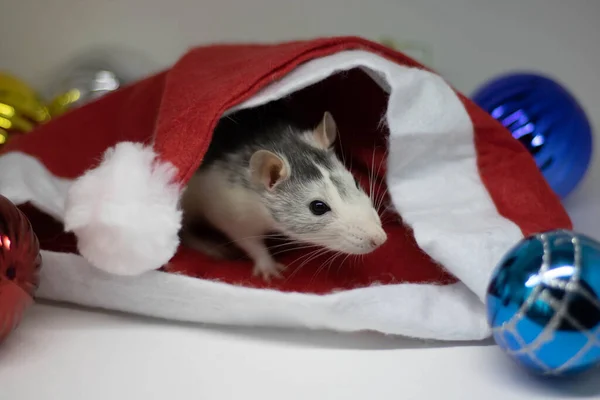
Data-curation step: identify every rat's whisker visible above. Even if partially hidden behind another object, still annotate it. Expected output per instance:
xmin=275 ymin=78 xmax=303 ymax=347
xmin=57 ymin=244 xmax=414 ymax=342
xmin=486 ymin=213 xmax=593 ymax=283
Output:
xmin=310 ymin=254 xmax=335 ymax=282
xmin=224 ymin=114 xmax=239 ymax=124
xmin=367 ymin=146 xmax=388 ymax=211
xmin=266 ymin=240 xmax=314 ymax=249
xmin=380 ymin=214 xmax=397 ymax=226
xmin=286 ymin=247 xmax=326 ymax=266
xmin=325 ymin=251 xmax=344 ymax=273
xmin=369 ymin=146 xmax=377 ymax=202
xmin=285 ymin=248 xmax=330 ymax=281
xmin=322 ymin=251 xmax=340 ymax=271
xmin=337 ymin=253 xmax=353 ymax=274
xmin=221 ymin=232 xmax=336 ymax=248
xmin=284 ymin=252 xmax=326 ymax=282
xmin=296 ymin=248 xmax=331 ymax=270
xmin=217 ymin=233 xmax=284 ymax=246
xmin=312 ymin=250 xmax=344 ymax=282
xmin=375 ymin=187 xmax=389 ymax=214
xmin=338 ymin=134 xmax=347 ymax=167
xmin=270 ymin=240 xmax=323 ymax=250
xmin=270 ymin=244 xmax=322 ymax=257
xmin=375 ymin=147 xmax=387 ymax=178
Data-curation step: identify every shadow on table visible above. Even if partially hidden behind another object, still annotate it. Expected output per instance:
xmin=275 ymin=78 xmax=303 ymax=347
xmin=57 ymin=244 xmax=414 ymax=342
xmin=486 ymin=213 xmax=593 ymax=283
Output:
xmin=482 ymin=346 xmax=600 ymax=398
xmin=36 ymin=300 xmax=492 ymax=350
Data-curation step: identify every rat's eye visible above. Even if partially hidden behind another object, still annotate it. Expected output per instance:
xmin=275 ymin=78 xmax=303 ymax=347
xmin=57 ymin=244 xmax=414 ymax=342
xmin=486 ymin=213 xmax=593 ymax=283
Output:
xmin=309 ymin=200 xmax=331 ymax=216
xmin=354 ymin=177 xmax=360 ymax=189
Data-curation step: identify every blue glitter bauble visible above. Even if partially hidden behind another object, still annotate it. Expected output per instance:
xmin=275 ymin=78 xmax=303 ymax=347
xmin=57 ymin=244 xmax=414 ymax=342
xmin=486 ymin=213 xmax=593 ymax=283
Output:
xmin=486 ymin=230 xmax=600 ymax=376
xmin=472 ymin=73 xmax=593 ymax=199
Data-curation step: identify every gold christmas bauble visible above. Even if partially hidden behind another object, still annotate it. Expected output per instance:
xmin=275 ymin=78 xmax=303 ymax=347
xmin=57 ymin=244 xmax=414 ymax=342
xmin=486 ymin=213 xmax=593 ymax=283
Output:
xmin=0 ymin=73 xmax=50 ymax=145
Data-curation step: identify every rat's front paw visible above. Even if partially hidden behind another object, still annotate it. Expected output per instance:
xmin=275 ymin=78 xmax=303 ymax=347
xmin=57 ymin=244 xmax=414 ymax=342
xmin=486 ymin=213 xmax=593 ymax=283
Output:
xmin=253 ymin=262 xmax=286 ymax=281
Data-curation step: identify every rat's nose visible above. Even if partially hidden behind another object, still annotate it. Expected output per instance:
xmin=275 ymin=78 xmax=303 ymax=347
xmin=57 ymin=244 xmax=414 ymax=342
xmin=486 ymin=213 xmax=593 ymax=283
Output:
xmin=369 ymin=230 xmax=387 ymax=248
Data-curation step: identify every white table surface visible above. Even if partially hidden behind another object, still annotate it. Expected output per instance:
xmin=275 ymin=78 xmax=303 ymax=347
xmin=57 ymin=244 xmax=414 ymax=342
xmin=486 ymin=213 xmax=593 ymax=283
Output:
xmin=2 ymin=181 xmax=600 ymax=400
xmin=1 ymin=302 xmax=600 ymax=400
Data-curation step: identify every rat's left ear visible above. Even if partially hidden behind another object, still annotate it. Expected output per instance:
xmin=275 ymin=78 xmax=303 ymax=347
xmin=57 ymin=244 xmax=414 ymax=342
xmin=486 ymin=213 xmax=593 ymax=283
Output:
xmin=313 ymin=111 xmax=337 ymax=149
xmin=249 ymin=150 xmax=290 ymax=191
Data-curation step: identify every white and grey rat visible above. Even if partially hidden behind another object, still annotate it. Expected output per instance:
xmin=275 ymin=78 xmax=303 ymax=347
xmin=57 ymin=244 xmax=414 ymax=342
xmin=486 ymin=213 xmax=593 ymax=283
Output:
xmin=180 ymin=104 xmax=387 ymax=280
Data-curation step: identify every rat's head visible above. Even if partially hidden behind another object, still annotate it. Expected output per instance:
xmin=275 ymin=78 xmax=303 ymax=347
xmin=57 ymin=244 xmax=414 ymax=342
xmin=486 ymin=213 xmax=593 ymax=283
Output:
xmin=249 ymin=112 xmax=387 ymax=254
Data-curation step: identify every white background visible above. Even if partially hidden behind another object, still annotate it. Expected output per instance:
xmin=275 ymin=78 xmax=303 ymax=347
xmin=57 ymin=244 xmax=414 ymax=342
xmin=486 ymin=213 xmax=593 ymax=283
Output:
xmin=1 ymin=0 xmax=599 ymax=233
xmin=1 ymin=1 xmax=600 ymax=399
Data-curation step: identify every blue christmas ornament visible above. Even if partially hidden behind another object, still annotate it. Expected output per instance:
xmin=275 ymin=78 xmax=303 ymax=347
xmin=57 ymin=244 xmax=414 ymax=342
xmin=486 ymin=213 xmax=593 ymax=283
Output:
xmin=486 ymin=230 xmax=600 ymax=376
xmin=472 ymin=73 xmax=593 ymax=199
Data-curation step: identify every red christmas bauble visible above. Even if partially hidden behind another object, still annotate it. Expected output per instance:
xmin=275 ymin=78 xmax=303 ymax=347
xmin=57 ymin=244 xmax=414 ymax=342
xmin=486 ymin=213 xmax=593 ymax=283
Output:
xmin=0 ymin=195 xmax=41 ymax=343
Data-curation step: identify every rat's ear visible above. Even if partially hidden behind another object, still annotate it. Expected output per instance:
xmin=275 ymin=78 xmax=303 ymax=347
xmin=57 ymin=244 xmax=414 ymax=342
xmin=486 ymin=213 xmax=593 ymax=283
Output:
xmin=313 ymin=111 xmax=337 ymax=149
xmin=249 ymin=150 xmax=290 ymax=191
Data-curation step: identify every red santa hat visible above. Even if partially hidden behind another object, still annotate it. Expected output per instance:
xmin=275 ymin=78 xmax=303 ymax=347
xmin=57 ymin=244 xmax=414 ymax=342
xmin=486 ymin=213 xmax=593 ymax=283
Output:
xmin=0 ymin=37 xmax=570 ymax=340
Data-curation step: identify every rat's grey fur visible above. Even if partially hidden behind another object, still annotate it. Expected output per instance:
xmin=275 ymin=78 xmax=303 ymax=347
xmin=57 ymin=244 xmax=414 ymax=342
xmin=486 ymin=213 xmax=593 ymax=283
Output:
xmin=181 ymin=101 xmax=387 ymax=280
xmin=201 ymin=104 xmax=360 ymax=236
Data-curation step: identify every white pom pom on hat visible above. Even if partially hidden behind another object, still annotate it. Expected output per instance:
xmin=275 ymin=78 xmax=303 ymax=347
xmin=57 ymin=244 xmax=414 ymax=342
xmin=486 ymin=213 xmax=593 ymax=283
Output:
xmin=64 ymin=142 xmax=183 ymax=275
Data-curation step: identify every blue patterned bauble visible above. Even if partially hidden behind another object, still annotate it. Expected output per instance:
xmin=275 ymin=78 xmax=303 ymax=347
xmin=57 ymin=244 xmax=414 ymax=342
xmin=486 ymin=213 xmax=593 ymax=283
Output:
xmin=486 ymin=230 xmax=600 ymax=376
xmin=472 ymin=73 xmax=593 ymax=199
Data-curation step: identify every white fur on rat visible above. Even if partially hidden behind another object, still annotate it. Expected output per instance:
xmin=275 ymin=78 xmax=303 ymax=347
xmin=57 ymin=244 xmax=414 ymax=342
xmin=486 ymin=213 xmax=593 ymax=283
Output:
xmin=180 ymin=109 xmax=387 ymax=280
